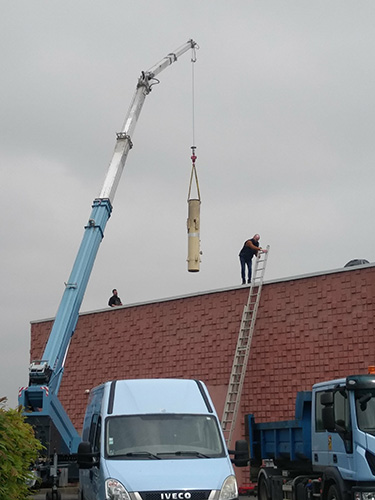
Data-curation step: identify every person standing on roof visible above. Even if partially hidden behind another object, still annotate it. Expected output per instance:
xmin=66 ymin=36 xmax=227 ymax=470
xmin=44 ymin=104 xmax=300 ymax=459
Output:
xmin=108 ymin=289 xmax=123 ymax=307
xmin=239 ymin=234 xmax=267 ymax=285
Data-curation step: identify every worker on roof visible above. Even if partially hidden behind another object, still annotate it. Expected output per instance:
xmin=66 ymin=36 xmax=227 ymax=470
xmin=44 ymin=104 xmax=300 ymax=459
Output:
xmin=239 ymin=234 xmax=267 ymax=285
xmin=108 ymin=289 xmax=123 ymax=307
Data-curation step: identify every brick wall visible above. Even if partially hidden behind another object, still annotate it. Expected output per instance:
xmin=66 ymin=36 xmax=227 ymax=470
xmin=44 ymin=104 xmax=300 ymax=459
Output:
xmin=30 ymin=265 xmax=375 ymax=484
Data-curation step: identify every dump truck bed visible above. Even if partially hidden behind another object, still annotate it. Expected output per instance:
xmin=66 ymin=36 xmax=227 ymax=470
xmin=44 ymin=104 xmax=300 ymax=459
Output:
xmin=246 ymin=391 xmax=312 ymax=464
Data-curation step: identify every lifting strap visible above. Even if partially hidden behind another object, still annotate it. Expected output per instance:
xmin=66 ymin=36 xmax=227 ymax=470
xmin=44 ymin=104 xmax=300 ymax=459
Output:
xmin=188 ymin=146 xmax=201 ymax=201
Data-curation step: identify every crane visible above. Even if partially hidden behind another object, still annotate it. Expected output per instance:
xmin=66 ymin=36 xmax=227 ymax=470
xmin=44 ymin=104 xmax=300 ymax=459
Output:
xmin=18 ymin=40 xmax=198 ymax=459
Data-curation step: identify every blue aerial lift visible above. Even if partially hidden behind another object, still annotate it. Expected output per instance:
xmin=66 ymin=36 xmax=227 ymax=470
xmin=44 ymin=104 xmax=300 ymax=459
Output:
xmin=18 ymin=39 xmax=198 ymax=489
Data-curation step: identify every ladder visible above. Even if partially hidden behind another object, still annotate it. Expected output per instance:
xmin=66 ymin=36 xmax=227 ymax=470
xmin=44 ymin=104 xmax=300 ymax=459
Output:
xmin=221 ymin=245 xmax=270 ymax=447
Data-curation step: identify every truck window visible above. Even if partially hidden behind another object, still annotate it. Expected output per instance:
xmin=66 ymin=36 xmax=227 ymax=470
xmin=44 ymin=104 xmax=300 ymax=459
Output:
xmin=315 ymin=391 xmax=325 ymax=432
xmin=105 ymin=414 xmax=225 ymax=459
xmin=316 ymin=390 xmax=351 ymax=432
xmin=334 ymin=389 xmax=350 ymax=431
xmin=334 ymin=389 xmax=352 ymax=453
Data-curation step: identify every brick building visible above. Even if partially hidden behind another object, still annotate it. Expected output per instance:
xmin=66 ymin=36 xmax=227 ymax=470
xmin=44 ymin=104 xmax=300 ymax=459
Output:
xmin=30 ymin=263 xmax=375 ymax=485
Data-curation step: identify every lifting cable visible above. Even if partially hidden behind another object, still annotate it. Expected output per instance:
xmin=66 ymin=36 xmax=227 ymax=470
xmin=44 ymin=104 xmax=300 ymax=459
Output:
xmin=187 ymin=43 xmax=201 ymax=272
xmin=187 ymin=44 xmax=201 ymax=202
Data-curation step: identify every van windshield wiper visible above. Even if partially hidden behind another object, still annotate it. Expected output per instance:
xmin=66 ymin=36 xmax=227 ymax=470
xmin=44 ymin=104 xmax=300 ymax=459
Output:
xmin=158 ymin=450 xmax=210 ymax=458
xmin=123 ymin=451 xmax=161 ymax=460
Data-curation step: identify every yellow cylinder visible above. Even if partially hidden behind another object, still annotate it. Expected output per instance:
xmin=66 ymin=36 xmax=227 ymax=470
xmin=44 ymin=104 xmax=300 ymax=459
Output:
xmin=187 ymin=199 xmax=201 ymax=272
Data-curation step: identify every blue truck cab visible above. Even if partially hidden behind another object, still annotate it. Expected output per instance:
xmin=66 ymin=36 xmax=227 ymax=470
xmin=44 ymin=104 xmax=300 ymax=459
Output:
xmin=247 ymin=374 xmax=375 ymax=500
xmin=312 ymin=374 xmax=375 ymax=494
xmin=78 ymin=379 xmax=243 ymax=500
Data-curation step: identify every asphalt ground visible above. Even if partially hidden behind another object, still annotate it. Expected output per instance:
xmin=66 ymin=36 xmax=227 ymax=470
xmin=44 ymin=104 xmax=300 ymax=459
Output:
xmin=32 ymin=485 xmax=79 ymax=500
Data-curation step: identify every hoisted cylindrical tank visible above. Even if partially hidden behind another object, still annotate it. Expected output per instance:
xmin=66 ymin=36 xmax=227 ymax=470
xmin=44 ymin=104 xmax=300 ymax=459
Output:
xmin=187 ymin=198 xmax=201 ymax=272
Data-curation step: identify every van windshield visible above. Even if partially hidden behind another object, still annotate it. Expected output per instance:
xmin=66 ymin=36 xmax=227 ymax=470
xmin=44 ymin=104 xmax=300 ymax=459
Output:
xmin=106 ymin=414 xmax=225 ymax=459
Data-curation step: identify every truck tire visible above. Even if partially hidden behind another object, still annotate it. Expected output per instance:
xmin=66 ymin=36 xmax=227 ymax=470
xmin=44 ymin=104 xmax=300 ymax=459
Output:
xmin=258 ymin=476 xmax=271 ymax=500
xmin=327 ymin=484 xmax=341 ymax=500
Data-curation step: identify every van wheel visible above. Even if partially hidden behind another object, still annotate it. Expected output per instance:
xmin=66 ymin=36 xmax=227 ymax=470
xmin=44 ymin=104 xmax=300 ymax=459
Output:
xmin=327 ymin=484 xmax=341 ymax=500
xmin=258 ymin=477 xmax=270 ymax=500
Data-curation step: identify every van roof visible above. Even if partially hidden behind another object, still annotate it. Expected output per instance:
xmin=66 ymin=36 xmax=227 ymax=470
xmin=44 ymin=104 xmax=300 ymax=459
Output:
xmin=105 ymin=379 xmax=214 ymax=416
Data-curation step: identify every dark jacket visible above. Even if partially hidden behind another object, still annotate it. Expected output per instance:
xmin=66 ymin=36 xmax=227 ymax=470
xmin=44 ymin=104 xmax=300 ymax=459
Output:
xmin=108 ymin=295 xmax=122 ymax=307
xmin=239 ymin=238 xmax=259 ymax=259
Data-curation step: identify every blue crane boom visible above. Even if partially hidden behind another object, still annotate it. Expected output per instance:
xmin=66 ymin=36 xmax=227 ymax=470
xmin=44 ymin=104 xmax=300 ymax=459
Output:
xmin=19 ymin=39 xmax=198 ymax=455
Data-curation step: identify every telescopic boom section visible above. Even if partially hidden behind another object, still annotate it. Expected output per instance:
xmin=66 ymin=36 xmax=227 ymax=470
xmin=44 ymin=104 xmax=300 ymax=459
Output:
xmin=19 ymin=39 xmax=198 ymax=454
xmin=99 ymin=39 xmax=198 ymax=202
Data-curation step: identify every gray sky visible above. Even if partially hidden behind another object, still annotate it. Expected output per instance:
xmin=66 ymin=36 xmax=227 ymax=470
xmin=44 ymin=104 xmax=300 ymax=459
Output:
xmin=2 ymin=1 xmax=375 ymax=407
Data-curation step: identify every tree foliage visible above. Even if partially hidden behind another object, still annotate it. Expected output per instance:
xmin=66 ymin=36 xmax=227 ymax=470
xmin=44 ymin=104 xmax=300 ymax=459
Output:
xmin=0 ymin=397 xmax=43 ymax=499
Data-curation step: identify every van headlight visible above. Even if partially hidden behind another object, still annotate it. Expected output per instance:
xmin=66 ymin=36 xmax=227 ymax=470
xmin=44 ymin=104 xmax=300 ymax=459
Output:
xmin=105 ymin=478 xmax=131 ymax=500
xmin=219 ymin=475 xmax=238 ymax=500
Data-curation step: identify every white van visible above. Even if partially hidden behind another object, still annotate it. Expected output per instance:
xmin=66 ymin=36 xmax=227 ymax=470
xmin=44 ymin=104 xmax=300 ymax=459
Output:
xmin=77 ymin=379 xmax=247 ymax=500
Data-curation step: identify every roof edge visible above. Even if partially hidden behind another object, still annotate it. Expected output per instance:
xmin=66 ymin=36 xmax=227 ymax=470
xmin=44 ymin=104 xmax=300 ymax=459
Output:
xmin=31 ymin=262 xmax=375 ymax=324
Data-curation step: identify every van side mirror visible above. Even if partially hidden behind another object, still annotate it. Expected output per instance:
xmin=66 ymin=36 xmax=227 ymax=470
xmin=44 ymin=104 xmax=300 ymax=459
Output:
xmin=77 ymin=441 xmax=100 ymax=469
xmin=231 ymin=439 xmax=249 ymax=467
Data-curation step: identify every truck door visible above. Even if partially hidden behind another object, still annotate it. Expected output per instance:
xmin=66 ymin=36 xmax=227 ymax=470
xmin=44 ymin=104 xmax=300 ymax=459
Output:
xmin=314 ymin=390 xmax=331 ymax=466
xmin=330 ymin=388 xmax=354 ymax=473
xmin=314 ymin=389 xmax=353 ymax=473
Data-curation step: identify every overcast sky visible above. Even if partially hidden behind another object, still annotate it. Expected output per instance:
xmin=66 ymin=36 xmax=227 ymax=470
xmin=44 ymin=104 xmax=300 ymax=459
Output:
xmin=2 ymin=1 xmax=375 ymax=407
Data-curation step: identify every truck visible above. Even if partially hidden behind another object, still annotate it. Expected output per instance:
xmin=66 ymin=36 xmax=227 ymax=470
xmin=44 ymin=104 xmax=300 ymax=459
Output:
xmin=77 ymin=378 xmax=247 ymax=500
xmin=246 ymin=373 xmax=375 ymax=500
xmin=18 ymin=40 xmax=199 ymax=498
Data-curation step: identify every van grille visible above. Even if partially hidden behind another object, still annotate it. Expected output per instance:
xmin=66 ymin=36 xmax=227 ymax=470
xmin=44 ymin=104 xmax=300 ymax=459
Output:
xmin=139 ymin=491 xmax=212 ymax=500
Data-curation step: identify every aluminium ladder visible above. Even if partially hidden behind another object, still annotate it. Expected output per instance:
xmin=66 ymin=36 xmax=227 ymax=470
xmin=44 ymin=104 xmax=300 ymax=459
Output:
xmin=221 ymin=245 xmax=270 ymax=447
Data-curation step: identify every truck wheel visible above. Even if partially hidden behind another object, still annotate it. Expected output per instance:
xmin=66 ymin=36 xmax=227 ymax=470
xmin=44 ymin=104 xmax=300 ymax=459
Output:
xmin=258 ymin=477 xmax=270 ymax=500
xmin=327 ymin=484 xmax=341 ymax=500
